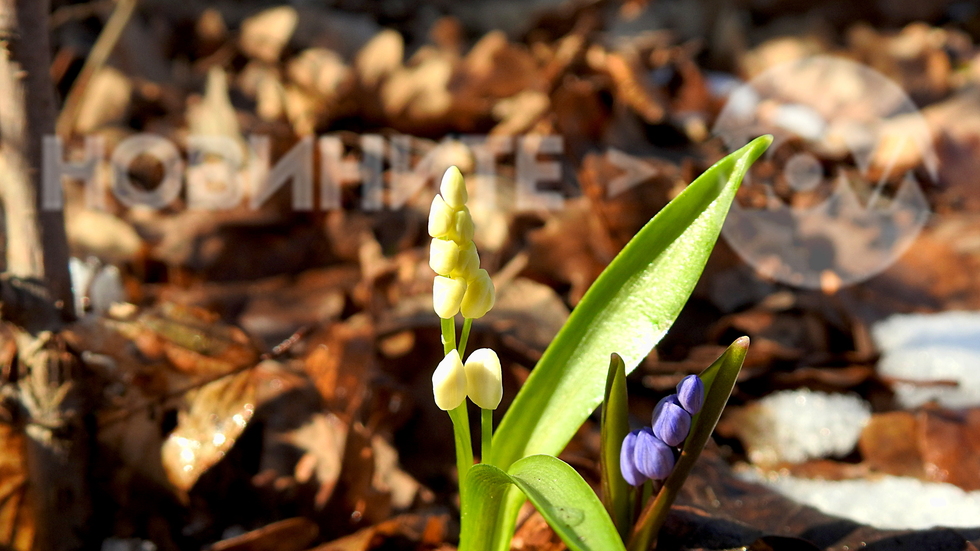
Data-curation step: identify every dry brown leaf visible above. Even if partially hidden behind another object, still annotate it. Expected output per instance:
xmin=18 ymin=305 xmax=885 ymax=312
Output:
xmin=924 ymin=88 xmax=980 ymax=212
xmin=489 ymin=277 xmax=570 ymax=356
xmin=159 ymin=359 xmax=308 ymax=496
xmin=429 ymin=16 xmax=464 ymax=54
xmin=308 ymin=514 xmax=447 ymax=551
xmin=70 ymin=303 xmax=264 ymax=498
xmin=187 ymin=66 xmax=240 ymax=139
xmin=239 ymin=7 xmax=297 ymax=63
xmin=917 ymin=407 xmax=980 ymax=491
xmin=237 ymin=268 xmax=353 ymax=346
xmin=288 ymin=48 xmax=352 ymax=100
xmin=551 ymin=76 xmax=610 ymax=146
xmin=512 ymin=509 xmax=566 ymax=551
xmin=603 ymin=51 xmax=666 ymax=124
xmin=65 ymin=207 xmax=144 ymax=265
xmin=184 ymin=66 xmax=251 ymax=209
xmin=770 ymin=365 xmax=874 ymax=392
xmin=866 ymin=216 xmax=980 ymax=311
xmin=74 ymin=67 xmax=132 ymax=134
xmin=369 ymin=435 xmax=420 ymax=511
xmin=303 ymin=318 xmax=375 ymax=419
xmin=237 ymin=61 xmax=285 ymax=120
xmin=578 ymin=149 xmax=678 ymax=247
xmin=740 ymin=36 xmax=827 ymax=78
xmin=858 ymin=411 xmax=926 ymax=478
xmin=848 ymin=23 xmax=955 ymax=105
xmin=207 ymin=517 xmax=318 ymax=551
xmin=445 ymin=30 xmax=544 ymax=127
xmin=491 ymin=90 xmax=550 ymax=136
xmin=856 ymin=407 xmax=980 ymax=491
xmin=355 ymin=30 xmax=404 ymax=90
xmin=161 ymin=368 xmax=257 ymax=493
xmin=380 ymin=55 xmax=454 ymax=128
xmin=122 ymin=303 xmax=260 ymax=378
xmin=196 ymin=8 xmax=228 ymax=46
xmin=523 ymin=198 xmax=614 ymax=304
xmin=459 ymin=31 xmax=541 ymax=99
xmin=335 ymin=422 xmax=390 ymax=530
xmin=281 ymin=412 xmax=348 ymax=508
xmin=283 ymin=84 xmax=319 ymax=136
xmin=0 ymin=423 xmax=34 ymax=550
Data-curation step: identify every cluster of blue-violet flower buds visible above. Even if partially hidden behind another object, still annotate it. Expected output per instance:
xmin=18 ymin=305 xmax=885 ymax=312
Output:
xmin=620 ymin=374 xmax=705 ymax=486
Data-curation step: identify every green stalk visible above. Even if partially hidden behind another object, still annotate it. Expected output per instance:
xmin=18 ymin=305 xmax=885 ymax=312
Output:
xmin=481 ymin=408 xmax=493 ymax=465
xmin=441 ymin=316 xmax=472 ymax=490
xmin=442 ymin=316 xmax=457 ymax=353
xmin=459 ymin=317 xmax=473 ymax=357
xmin=450 ymin=403 xmax=473 ymax=485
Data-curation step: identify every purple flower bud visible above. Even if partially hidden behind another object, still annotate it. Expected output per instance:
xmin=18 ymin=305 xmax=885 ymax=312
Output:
xmin=619 ymin=430 xmax=646 ymax=487
xmin=633 ymin=428 xmax=674 ymax=480
xmin=676 ymin=375 xmax=705 ymax=415
xmin=652 ymin=395 xmax=692 ymax=447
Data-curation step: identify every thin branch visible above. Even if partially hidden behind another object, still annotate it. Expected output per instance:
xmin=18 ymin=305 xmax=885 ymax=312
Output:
xmin=0 ymin=0 xmax=75 ymax=320
xmin=0 ymin=43 xmax=45 ymax=279
xmin=0 ymin=3 xmax=90 ymax=549
xmin=55 ymin=0 xmax=137 ymax=138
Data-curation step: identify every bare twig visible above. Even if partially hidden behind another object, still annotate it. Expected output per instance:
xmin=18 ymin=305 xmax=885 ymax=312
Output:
xmin=0 ymin=0 xmax=74 ymax=319
xmin=0 ymin=2 xmax=91 ymax=549
xmin=55 ymin=0 xmax=137 ymax=138
xmin=0 ymin=45 xmax=44 ymax=279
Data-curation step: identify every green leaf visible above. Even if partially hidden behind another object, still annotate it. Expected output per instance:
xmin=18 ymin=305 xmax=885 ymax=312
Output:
xmin=485 ymin=136 xmax=772 ymax=551
xmin=600 ymin=353 xmax=631 ymax=539
xmin=627 ymin=337 xmax=749 ymax=551
xmin=461 ymin=455 xmax=627 ymax=551
xmin=459 ymin=465 xmax=511 ymax=551
xmin=493 ymin=136 xmax=771 ymax=468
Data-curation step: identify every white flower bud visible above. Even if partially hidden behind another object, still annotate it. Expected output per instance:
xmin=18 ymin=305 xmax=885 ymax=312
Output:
xmin=440 ymin=166 xmax=468 ymax=208
xmin=433 ymin=275 xmax=466 ymax=318
xmin=429 ymin=238 xmax=460 ymax=275
xmin=451 ymin=241 xmax=480 ymax=280
xmin=451 ymin=207 xmax=475 ymax=244
xmin=428 ymin=195 xmax=455 ymax=238
xmin=464 ymin=348 xmax=502 ymax=409
xmin=460 ymin=269 xmax=495 ymax=319
xmin=433 ymin=349 xmax=467 ymax=410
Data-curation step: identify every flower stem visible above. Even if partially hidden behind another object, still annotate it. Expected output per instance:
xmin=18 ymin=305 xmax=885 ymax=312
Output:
xmin=459 ymin=317 xmax=473 ymax=357
xmin=449 ymin=402 xmax=473 ymax=485
xmin=481 ymin=408 xmax=493 ymax=465
xmin=440 ymin=316 xmax=472 ymax=488
xmin=441 ymin=316 xmax=456 ymax=354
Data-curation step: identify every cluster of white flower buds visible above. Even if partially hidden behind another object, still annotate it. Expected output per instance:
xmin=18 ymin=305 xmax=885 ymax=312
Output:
xmin=432 ymin=348 xmax=503 ymax=411
xmin=429 ymin=167 xmax=502 ymax=412
xmin=428 ymin=167 xmax=495 ymax=320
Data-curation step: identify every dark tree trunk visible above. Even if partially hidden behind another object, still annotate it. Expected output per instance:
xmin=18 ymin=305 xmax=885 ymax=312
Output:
xmin=0 ymin=2 xmax=89 ymax=550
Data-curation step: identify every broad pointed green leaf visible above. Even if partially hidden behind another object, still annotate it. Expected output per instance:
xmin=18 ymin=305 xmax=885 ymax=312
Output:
xmin=628 ymin=337 xmax=749 ymax=551
xmin=600 ymin=353 xmax=631 ymax=539
xmin=485 ymin=136 xmax=771 ymax=551
xmin=461 ymin=455 xmax=626 ymax=551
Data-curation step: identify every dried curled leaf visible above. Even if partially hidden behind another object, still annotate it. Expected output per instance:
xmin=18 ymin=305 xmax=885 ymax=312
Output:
xmin=161 ymin=369 xmax=257 ymax=493
xmin=112 ymin=302 xmax=260 ymax=378
xmin=283 ymin=412 xmax=348 ymax=507
xmin=0 ymin=424 xmax=34 ymax=550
